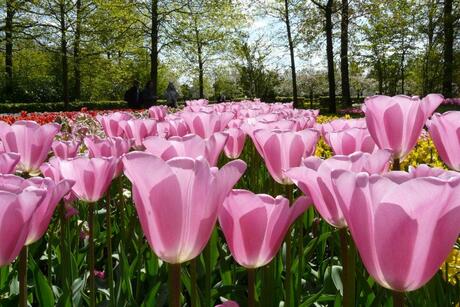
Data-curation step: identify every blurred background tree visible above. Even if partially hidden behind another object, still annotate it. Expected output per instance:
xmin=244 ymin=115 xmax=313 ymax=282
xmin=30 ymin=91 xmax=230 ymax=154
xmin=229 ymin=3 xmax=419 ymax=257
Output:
xmin=0 ymin=0 xmax=458 ymax=105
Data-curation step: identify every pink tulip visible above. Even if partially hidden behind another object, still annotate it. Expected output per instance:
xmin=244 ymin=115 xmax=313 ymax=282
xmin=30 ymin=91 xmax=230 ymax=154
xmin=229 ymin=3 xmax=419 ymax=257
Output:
xmin=96 ymin=112 xmax=133 ymax=137
xmin=168 ymin=118 xmax=190 ymax=137
xmin=427 ymin=111 xmax=460 ymax=171
xmin=52 ymin=140 xmax=80 ymax=159
xmin=321 ymin=118 xmax=367 ymax=135
xmin=143 ymin=132 xmax=228 ymax=166
xmin=219 ymin=189 xmax=310 ymax=268
xmin=185 ymin=99 xmax=209 ymax=107
xmin=253 ymin=129 xmax=319 ymax=184
xmin=285 ymin=150 xmax=391 ymax=228
xmin=324 ymin=127 xmax=377 ymax=155
xmin=58 ymin=157 xmax=117 ymax=203
xmin=64 ymin=202 xmax=79 ymax=219
xmin=40 ymin=157 xmax=78 ymax=205
xmin=224 ymin=128 xmax=246 ymax=159
xmin=84 ymin=136 xmax=131 ymax=176
xmin=40 ymin=157 xmax=63 ymax=182
xmin=363 ymin=94 xmax=443 ymax=159
xmin=0 ymin=120 xmax=60 ymax=173
xmin=241 ymin=119 xmax=297 ymax=153
xmin=215 ymin=300 xmax=239 ymax=307
xmin=148 ymin=106 xmax=168 ymax=121
xmin=228 ymin=119 xmax=244 ymax=128
xmin=122 ymin=153 xmax=246 ymax=263
xmin=94 ymin=270 xmax=105 ymax=280
xmin=0 ymin=152 xmax=20 ymax=174
xmin=84 ymin=136 xmax=131 ymax=158
xmin=120 ymin=119 xmax=157 ymax=149
xmin=331 ymin=165 xmax=460 ymax=291
xmin=181 ymin=111 xmax=234 ymax=138
xmin=21 ymin=177 xmax=74 ymax=245
xmin=292 ymin=115 xmax=316 ymax=130
xmin=0 ymin=175 xmax=46 ymax=266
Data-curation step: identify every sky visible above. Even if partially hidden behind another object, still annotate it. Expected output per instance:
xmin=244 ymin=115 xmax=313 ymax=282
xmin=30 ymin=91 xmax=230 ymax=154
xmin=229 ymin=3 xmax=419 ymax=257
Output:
xmin=245 ymin=10 xmax=325 ymax=72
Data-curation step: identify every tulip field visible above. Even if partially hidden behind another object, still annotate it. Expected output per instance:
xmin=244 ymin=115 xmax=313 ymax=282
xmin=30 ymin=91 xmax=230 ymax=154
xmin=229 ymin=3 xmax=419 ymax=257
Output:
xmin=0 ymin=95 xmax=460 ymax=307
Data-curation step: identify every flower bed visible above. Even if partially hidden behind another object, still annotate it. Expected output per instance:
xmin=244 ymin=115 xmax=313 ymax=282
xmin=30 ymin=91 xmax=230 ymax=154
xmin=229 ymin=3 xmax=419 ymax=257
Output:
xmin=0 ymin=97 xmax=458 ymax=307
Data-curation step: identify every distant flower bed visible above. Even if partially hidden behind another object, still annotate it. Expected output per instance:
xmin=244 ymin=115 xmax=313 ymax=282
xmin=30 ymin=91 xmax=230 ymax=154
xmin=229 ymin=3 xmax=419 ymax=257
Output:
xmin=0 ymin=96 xmax=459 ymax=307
xmin=443 ymin=98 xmax=460 ymax=105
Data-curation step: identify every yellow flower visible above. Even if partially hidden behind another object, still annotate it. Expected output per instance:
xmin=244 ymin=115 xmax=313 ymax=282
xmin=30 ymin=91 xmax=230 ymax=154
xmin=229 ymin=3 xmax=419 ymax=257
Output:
xmin=441 ymin=239 xmax=460 ymax=285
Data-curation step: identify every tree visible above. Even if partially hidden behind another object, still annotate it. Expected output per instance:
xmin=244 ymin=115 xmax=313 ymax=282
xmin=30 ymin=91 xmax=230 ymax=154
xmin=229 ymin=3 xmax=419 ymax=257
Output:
xmin=443 ymin=0 xmax=454 ymax=97
xmin=1 ymin=0 xmax=34 ymax=98
xmin=171 ymin=0 xmax=245 ymax=98
xmin=340 ymin=0 xmax=351 ymax=105
xmin=312 ymin=0 xmax=336 ymax=113
xmin=420 ymin=0 xmax=443 ymax=95
xmin=25 ymin=0 xmax=88 ymax=107
xmin=4 ymin=0 xmax=13 ymax=91
xmin=359 ymin=0 xmax=420 ymax=95
xmin=232 ymin=34 xmax=281 ymax=100
xmin=255 ymin=0 xmax=307 ymax=107
xmin=124 ymin=0 xmax=187 ymax=103
xmin=283 ymin=0 xmax=299 ymax=108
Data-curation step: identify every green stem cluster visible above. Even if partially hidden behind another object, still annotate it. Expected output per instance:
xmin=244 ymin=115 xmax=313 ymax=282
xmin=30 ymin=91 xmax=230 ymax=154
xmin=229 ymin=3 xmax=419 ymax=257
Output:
xmin=88 ymin=202 xmax=96 ymax=307
xmin=339 ymin=228 xmax=356 ymax=307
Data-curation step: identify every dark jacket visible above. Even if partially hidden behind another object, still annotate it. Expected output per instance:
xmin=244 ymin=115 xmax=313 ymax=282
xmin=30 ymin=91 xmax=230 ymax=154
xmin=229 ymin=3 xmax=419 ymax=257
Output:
xmin=124 ymin=86 xmax=141 ymax=109
xmin=140 ymin=87 xmax=155 ymax=108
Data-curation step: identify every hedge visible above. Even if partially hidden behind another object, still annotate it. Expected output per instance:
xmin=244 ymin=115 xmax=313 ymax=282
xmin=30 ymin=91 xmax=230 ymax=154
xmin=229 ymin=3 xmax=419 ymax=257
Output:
xmin=0 ymin=100 xmax=164 ymax=114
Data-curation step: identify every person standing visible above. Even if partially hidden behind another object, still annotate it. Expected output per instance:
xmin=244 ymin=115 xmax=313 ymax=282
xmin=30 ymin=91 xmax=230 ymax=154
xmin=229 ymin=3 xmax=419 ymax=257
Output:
xmin=124 ymin=80 xmax=141 ymax=109
xmin=165 ymin=81 xmax=179 ymax=108
xmin=140 ymin=80 xmax=156 ymax=108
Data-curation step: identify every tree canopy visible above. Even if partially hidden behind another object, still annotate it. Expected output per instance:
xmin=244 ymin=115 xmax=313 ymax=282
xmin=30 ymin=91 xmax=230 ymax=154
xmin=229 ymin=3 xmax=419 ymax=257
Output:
xmin=0 ymin=0 xmax=459 ymax=106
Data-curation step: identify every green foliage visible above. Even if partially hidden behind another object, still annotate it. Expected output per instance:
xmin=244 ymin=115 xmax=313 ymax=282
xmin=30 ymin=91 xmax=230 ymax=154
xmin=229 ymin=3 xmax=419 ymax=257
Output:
xmin=0 ymin=0 xmax=459 ymax=105
xmin=0 ymin=101 xmax=130 ymax=113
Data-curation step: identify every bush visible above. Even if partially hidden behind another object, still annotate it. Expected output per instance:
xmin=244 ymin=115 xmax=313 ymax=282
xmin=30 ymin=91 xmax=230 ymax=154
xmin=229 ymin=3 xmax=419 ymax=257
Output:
xmin=0 ymin=100 xmax=164 ymax=114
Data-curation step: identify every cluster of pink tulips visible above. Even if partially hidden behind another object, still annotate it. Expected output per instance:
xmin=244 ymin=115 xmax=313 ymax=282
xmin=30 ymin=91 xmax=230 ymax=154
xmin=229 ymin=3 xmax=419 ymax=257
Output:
xmin=0 ymin=94 xmax=459 ymax=307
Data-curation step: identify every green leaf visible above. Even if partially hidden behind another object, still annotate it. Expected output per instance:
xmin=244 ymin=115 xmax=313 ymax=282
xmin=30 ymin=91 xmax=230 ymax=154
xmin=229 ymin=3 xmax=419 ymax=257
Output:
xmin=30 ymin=257 xmax=55 ymax=307
xmin=299 ymin=289 xmax=323 ymax=306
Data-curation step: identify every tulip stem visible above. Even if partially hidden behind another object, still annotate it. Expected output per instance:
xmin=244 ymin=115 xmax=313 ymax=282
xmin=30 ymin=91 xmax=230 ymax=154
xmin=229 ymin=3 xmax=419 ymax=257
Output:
xmin=106 ymin=193 xmax=115 ymax=306
xmin=88 ymin=202 xmax=96 ymax=307
xmin=60 ymin=203 xmax=71 ymax=301
xmin=261 ymin=261 xmax=275 ymax=307
xmin=248 ymin=268 xmax=256 ymax=307
xmin=117 ymin=176 xmax=127 ymax=300
xmin=168 ymin=263 xmax=181 ymax=307
xmin=48 ymin=227 xmax=53 ymax=283
xmin=204 ymin=243 xmax=211 ymax=307
xmin=285 ymin=229 xmax=292 ymax=307
xmin=190 ymin=259 xmax=198 ymax=307
xmin=392 ymin=291 xmax=405 ymax=307
xmin=392 ymin=158 xmax=400 ymax=171
xmin=339 ymin=228 xmax=356 ymax=307
xmin=117 ymin=177 xmax=126 ymax=242
xmin=284 ymin=184 xmax=294 ymax=307
xmin=19 ymin=246 xmax=28 ymax=307
xmin=297 ymin=214 xmax=304 ymax=305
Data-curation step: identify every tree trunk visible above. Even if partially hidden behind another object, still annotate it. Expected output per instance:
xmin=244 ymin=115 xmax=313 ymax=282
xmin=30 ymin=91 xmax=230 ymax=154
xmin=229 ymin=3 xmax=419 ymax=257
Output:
xmin=442 ymin=0 xmax=453 ymax=98
xmin=340 ymin=0 xmax=351 ymax=106
xmin=150 ymin=0 xmax=159 ymax=103
xmin=198 ymin=45 xmax=204 ymax=99
xmin=284 ymin=0 xmax=299 ymax=108
xmin=60 ymin=0 xmax=69 ymax=108
xmin=325 ymin=0 xmax=336 ymax=113
xmin=375 ymin=53 xmax=383 ymax=94
xmin=423 ymin=2 xmax=435 ymax=96
xmin=400 ymin=47 xmax=406 ymax=94
xmin=5 ymin=0 xmax=14 ymax=96
xmin=73 ymin=0 xmax=82 ymax=101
